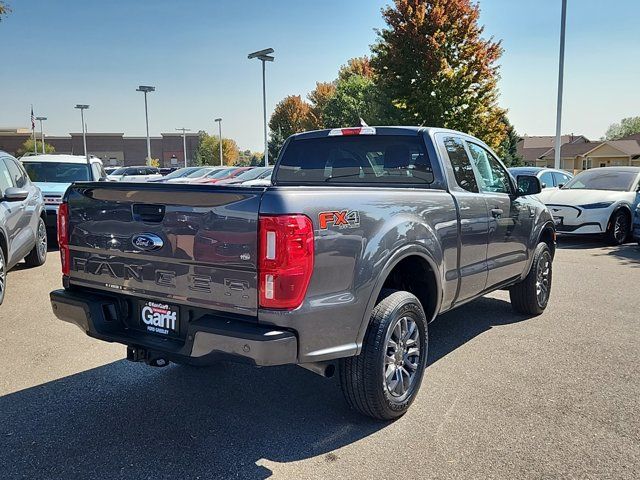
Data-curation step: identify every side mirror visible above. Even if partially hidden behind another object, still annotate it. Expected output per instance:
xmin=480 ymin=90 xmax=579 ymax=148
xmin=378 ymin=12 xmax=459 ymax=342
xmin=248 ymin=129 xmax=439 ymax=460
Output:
xmin=541 ymin=182 xmax=547 ymax=189
xmin=558 ymin=183 xmax=565 ymax=189
xmin=3 ymin=187 xmax=29 ymax=202
xmin=516 ymin=175 xmax=542 ymax=196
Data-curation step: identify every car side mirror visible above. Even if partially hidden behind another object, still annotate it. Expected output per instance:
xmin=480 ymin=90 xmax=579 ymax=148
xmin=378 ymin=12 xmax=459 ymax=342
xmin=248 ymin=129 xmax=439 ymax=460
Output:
xmin=541 ymin=182 xmax=547 ymax=189
xmin=516 ymin=175 xmax=542 ymax=196
xmin=3 ymin=187 xmax=29 ymax=202
xmin=558 ymin=183 xmax=565 ymax=189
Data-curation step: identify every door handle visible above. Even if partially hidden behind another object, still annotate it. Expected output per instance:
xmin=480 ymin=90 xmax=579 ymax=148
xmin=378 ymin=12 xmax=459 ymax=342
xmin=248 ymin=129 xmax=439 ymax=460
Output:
xmin=491 ymin=208 xmax=504 ymax=218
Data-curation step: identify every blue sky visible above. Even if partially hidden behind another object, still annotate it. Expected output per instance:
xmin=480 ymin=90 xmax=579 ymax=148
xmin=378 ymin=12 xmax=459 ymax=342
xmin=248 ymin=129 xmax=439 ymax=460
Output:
xmin=1 ymin=0 xmax=639 ymax=151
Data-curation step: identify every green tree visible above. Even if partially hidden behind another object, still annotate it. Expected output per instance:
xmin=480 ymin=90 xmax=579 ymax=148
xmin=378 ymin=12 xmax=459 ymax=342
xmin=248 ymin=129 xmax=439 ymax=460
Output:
xmin=268 ymin=127 xmax=287 ymax=161
xmin=323 ymin=74 xmax=383 ymax=128
xmin=497 ymin=116 xmax=522 ymax=167
xmin=604 ymin=116 xmax=640 ymax=140
xmin=195 ymin=134 xmax=239 ymax=166
xmin=371 ymin=0 xmax=507 ymax=151
xmin=16 ymin=138 xmax=55 ymax=157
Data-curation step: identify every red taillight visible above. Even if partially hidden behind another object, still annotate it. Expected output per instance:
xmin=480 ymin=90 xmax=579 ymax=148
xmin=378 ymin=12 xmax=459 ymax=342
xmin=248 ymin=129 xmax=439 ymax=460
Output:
xmin=57 ymin=202 xmax=70 ymax=276
xmin=328 ymin=127 xmax=376 ymax=136
xmin=258 ymin=214 xmax=314 ymax=309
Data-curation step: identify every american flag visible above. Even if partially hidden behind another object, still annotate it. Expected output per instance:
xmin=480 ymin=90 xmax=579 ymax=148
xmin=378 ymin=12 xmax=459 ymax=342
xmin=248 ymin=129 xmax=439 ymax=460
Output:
xmin=31 ymin=105 xmax=35 ymax=130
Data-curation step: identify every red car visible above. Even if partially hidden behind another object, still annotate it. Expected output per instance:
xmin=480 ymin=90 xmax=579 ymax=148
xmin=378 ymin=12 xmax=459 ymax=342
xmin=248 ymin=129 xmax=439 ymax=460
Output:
xmin=191 ymin=167 xmax=252 ymax=184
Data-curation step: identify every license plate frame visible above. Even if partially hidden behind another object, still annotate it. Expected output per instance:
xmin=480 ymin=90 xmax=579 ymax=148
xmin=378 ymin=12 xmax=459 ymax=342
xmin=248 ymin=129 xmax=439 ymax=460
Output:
xmin=139 ymin=301 xmax=180 ymax=337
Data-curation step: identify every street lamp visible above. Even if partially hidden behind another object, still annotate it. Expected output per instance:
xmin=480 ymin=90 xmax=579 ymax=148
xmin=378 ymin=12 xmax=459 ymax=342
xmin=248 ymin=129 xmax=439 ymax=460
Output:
xmin=175 ymin=127 xmax=191 ymax=168
xmin=553 ymin=0 xmax=567 ymax=170
xmin=136 ymin=85 xmax=155 ymax=165
xmin=35 ymin=116 xmax=47 ymax=154
xmin=248 ymin=48 xmax=274 ymax=166
xmin=214 ymin=118 xmax=223 ymax=166
xmin=74 ymin=105 xmax=90 ymax=163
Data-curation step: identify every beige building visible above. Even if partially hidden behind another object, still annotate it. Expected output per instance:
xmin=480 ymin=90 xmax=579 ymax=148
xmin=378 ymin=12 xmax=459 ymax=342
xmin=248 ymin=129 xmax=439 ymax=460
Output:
xmin=517 ymin=133 xmax=640 ymax=174
xmin=538 ymin=139 xmax=640 ymax=174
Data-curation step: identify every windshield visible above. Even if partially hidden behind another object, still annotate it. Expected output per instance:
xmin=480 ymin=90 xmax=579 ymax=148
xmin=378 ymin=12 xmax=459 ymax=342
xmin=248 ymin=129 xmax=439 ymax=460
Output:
xmin=23 ymin=162 xmax=91 ymax=183
xmin=206 ymin=168 xmax=235 ymax=179
xmin=164 ymin=167 xmax=200 ymax=179
xmin=563 ymin=170 xmax=638 ymax=191
xmin=184 ymin=167 xmax=214 ymax=178
xmin=231 ymin=167 xmax=270 ymax=181
xmin=110 ymin=167 xmax=127 ymax=175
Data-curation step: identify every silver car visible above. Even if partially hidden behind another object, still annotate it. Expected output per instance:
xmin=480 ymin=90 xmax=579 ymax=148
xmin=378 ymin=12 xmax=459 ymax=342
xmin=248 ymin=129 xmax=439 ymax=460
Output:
xmin=0 ymin=152 xmax=47 ymax=305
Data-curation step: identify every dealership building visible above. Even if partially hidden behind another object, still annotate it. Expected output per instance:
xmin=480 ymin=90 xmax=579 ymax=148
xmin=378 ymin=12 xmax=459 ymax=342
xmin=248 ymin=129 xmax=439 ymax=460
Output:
xmin=0 ymin=128 xmax=201 ymax=167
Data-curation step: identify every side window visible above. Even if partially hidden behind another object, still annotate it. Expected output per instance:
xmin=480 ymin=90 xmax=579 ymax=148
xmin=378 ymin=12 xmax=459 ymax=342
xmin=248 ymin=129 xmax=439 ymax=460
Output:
xmin=554 ymin=172 xmax=570 ymax=187
xmin=0 ymin=159 xmax=14 ymax=192
xmin=442 ymin=136 xmax=479 ymax=193
xmin=539 ymin=171 xmax=555 ymax=188
xmin=5 ymin=158 xmax=27 ymax=188
xmin=466 ymin=142 xmax=511 ymax=194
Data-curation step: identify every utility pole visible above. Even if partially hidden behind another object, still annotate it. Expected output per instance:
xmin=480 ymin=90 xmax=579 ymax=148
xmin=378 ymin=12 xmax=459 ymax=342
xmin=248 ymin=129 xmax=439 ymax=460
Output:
xmin=553 ymin=0 xmax=568 ymax=170
xmin=175 ymin=127 xmax=191 ymax=168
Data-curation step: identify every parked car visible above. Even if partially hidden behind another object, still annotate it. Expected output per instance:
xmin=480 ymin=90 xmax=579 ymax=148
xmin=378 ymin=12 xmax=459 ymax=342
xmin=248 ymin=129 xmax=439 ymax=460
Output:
xmin=21 ymin=154 xmax=107 ymax=233
xmin=217 ymin=166 xmax=272 ymax=185
xmin=50 ymin=126 xmax=555 ymax=420
xmin=538 ymin=166 xmax=640 ymax=245
xmin=107 ymin=166 xmax=163 ymax=182
xmin=0 ymin=152 xmax=47 ymax=305
xmin=148 ymin=166 xmax=204 ymax=183
xmin=191 ymin=166 xmax=252 ymax=184
xmin=632 ymin=203 xmax=640 ymax=245
xmin=169 ymin=167 xmax=227 ymax=184
xmin=241 ymin=171 xmax=272 ymax=186
xmin=509 ymin=167 xmax=573 ymax=190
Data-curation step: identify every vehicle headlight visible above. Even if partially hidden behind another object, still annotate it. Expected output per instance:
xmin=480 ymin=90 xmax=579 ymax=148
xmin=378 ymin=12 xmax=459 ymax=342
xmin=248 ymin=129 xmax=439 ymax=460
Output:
xmin=578 ymin=202 xmax=614 ymax=209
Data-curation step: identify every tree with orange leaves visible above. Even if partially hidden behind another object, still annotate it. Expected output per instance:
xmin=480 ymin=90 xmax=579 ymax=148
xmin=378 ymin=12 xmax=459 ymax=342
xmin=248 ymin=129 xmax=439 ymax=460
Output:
xmin=371 ymin=0 xmax=507 ymax=150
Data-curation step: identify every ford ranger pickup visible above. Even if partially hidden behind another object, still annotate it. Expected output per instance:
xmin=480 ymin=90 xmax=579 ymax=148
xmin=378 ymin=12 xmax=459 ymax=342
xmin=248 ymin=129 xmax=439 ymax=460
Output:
xmin=50 ymin=127 xmax=555 ymax=420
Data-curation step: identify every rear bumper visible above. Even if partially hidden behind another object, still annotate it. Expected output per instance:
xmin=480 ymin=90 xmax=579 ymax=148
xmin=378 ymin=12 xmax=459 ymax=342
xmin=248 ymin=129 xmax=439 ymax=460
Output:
xmin=50 ymin=288 xmax=298 ymax=366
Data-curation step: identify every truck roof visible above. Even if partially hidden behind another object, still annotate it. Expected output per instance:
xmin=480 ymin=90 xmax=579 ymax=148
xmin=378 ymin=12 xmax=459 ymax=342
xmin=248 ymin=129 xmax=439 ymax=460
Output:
xmin=20 ymin=154 xmax=103 ymax=165
xmin=290 ymin=126 xmax=430 ymax=140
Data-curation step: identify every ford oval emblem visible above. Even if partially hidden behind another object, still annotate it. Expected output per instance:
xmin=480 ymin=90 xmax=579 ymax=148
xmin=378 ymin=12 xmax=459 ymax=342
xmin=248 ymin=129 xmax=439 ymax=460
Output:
xmin=132 ymin=233 xmax=164 ymax=252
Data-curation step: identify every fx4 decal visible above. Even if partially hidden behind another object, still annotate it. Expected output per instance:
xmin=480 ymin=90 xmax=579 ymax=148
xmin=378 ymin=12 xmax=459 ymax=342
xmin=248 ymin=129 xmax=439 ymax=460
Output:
xmin=318 ymin=210 xmax=361 ymax=230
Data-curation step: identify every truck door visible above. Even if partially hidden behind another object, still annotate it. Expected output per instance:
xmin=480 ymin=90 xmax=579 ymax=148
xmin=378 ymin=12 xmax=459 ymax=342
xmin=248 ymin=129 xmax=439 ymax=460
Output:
xmin=464 ymin=141 xmax=530 ymax=288
xmin=436 ymin=135 xmax=489 ymax=306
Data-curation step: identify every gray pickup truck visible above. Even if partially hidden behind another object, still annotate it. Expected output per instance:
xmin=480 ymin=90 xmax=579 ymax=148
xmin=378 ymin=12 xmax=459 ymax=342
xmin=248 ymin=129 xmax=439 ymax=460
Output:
xmin=50 ymin=127 xmax=555 ymax=419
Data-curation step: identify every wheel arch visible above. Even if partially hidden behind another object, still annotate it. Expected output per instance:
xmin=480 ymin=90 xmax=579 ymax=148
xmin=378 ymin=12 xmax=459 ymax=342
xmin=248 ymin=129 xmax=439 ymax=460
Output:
xmin=355 ymin=244 xmax=442 ymax=354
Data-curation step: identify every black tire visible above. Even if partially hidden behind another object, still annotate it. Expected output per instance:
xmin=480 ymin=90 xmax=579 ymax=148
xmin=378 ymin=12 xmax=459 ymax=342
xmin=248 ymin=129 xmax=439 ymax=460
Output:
xmin=606 ymin=210 xmax=630 ymax=246
xmin=509 ymin=242 xmax=552 ymax=315
xmin=339 ymin=289 xmax=428 ymax=420
xmin=24 ymin=217 xmax=47 ymax=268
xmin=0 ymin=245 xmax=6 ymax=306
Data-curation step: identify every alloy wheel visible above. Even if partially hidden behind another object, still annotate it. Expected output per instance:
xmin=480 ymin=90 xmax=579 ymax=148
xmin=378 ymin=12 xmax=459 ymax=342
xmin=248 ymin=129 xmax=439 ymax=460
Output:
xmin=535 ymin=253 xmax=551 ymax=305
xmin=384 ymin=315 xmax=421 ymax=400
xmin=613 ymin=214 xmax=628 ymax=244
xmin=37 ymin=220 xmax=47 ymax=260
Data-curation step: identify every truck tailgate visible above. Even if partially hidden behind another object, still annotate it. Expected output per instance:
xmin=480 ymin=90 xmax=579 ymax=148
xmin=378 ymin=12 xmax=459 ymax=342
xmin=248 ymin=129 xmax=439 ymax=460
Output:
xmin=64 ymin=183 xmax=261 ymax=316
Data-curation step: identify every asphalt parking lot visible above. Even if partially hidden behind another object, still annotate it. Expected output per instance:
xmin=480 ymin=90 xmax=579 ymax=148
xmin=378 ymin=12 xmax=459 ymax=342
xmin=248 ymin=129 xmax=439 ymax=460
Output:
xmin=1 ymin=238 xmax=638 ymax=480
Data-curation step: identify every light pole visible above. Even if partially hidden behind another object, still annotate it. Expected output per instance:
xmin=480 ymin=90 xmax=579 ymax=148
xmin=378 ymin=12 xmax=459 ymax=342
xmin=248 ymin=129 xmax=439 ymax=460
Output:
xmin=136 ymin=85 xmax=155 ymax=165
xmin=36 ymin=116 xmax=47 ymax=154
xmin=248 ymin=48 xmax=274 ymax=167
xmin=553 ymin=0 xmax=567 ymax=170
xmin=214 ymin=118 xmax=223 ymax=166
xmin=175 ymin=127 xmax=190 ymax=168
xmin=74 ymin=105 xmax=90 ymax=164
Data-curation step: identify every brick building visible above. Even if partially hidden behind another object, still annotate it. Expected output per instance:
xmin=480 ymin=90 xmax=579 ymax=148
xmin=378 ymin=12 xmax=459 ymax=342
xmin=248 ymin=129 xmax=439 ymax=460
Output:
xmin=0 ymin=128 xmax=201 ymax=167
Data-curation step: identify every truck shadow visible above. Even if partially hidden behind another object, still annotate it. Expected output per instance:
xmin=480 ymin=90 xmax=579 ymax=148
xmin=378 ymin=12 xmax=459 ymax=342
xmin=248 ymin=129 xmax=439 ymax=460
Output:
xmin=1 ymin=297 xmax=527 ymax=479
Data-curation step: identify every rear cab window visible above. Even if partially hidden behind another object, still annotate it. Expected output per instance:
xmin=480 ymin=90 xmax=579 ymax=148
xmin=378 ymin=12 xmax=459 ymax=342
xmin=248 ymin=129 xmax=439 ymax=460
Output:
xmin=275 ymin=132 xmax=434 ymax=185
